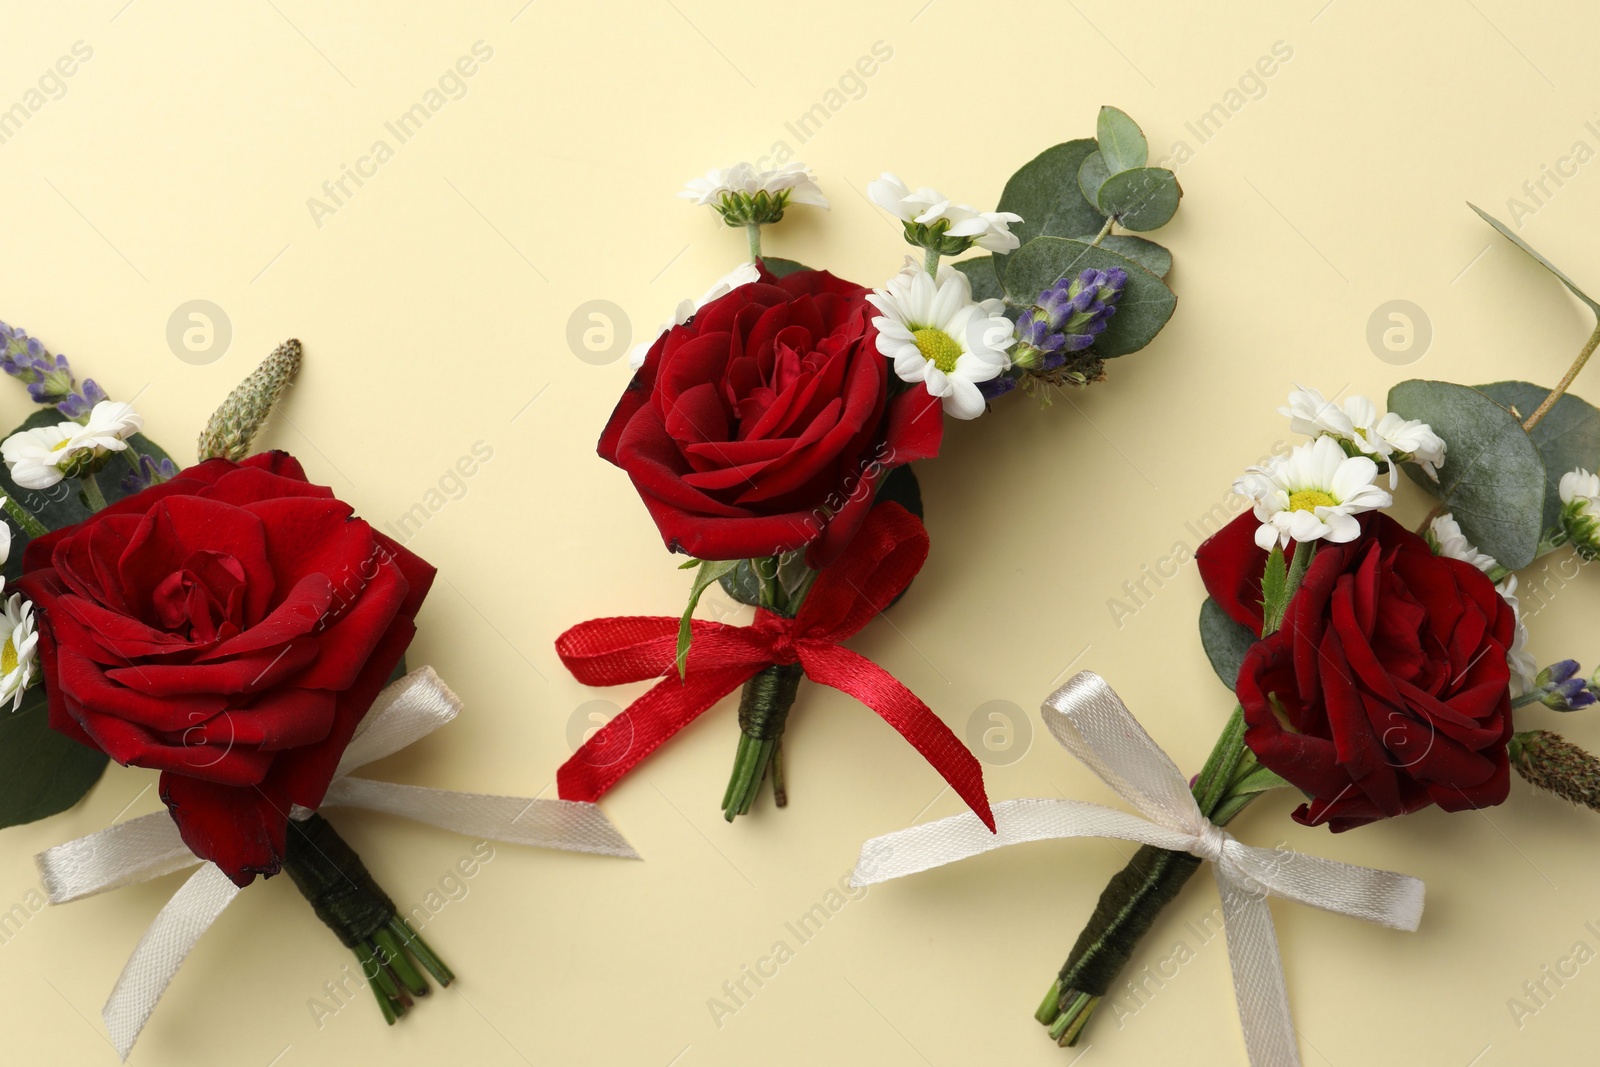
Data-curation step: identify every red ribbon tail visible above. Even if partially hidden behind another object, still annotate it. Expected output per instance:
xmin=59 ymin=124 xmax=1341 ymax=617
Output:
xmin=556 ymin=666 xmax=761 ymax=802
xmin=798 ymin=644 xmax=995 ymax=832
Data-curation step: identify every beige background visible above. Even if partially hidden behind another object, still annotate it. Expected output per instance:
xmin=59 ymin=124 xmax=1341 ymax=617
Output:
xmin=1 ymin=0 xmax=1598 ymax=1063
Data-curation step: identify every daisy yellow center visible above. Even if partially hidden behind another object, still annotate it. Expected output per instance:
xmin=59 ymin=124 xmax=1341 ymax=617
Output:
xmin=2 ymin=636 xmax=16 ymax=676
xmin=1287 ymin=489 xmax=1337 ymax=513
xmin=912 ymin=328 xmax=962 ymax=373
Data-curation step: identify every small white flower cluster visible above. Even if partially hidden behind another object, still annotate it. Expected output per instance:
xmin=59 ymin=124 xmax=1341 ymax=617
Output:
xmin=0 ymin=499 xmax=38 ymax=712
xmin=1281 ymin=385 xmax=1446 ymax=486
xmin=1 ymin=400 xmax=143 ymax=489
xmin=1558 ymin=468 xmax=1600 ymax=559
xmin=866 ymin=174 xmax=1022 ymax=254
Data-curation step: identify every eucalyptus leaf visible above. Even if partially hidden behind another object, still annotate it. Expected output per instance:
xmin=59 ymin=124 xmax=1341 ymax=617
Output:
xmin=0 ymin=409 xmax=174 ymax=581
xmin=1389 ymin=380 xmax=1546 ymax=569
xmin=1468 ymin=203 xmax=1600 ymax=317
xmin=995 ymin=139 xmax=1106 ymax=282
xmin=1200 ymin=597 xmax=1257 ymax=690
xmin=0 ymin=684 xmax=109 ymax=830
xmin=1077 ymin=151 xmax=1112 ymax=211
xmin=1002 ymin=237 xmax=1176 ymax=357
xmin=952 ymin=257 xmax=1006 ymax=305
xmin=718 ymin=559 xmax=765 ymax=608
xmin=761 ymin=257 xmax=811 ymax=278
xmin=1097 ymin=167 xmax=1181 ymax=232
xmin=1477 ymin=380 xmax=1600 ymax=534
xmin=1096 ymin=106 xmax=1149 ymax=174
xmin=678 ymin=559 xmax=740 ymax=676
xmin=1079 ymin=235 xmax=1172 ymax=279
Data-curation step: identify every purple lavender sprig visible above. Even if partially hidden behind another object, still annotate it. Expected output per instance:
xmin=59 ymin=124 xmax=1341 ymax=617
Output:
xmin=119 ymin=453 xmax=179 ymax=495
xmin=0 ymin=320 xmax=108 ymax=419
xmin=1012 ymin=267 xmax=1128 ymax=373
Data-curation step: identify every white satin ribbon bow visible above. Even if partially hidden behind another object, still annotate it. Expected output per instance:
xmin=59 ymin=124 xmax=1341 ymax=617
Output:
xmin=851 ymin=672 xmax=1425 ymax=1067
xmin=34 ymin=667 xmax=638 ymax=1060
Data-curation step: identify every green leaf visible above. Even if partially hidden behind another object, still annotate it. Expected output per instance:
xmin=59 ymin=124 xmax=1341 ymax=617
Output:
xmin=1199 ymin=597 xmax=1257 ymax=690
xmin=1389 ymin=379 xmax=1547 ymax=569
xmin=678 ymin=559 xmax=740 ymax=677
xmin=1096 ymin=167 xmax=1181 ymax=232
xmin=1229 ymin=763 xmax=1293 ymax=797
xmin=0 ymin=409 xmax=175 ymax=581
xmin=761 ymin=257 xmax=811 ymax=278
xmin=1468 ymin=203 xmax=1600 ymax=317
xmin=952 ymin=257 xmax=1005 ymax=305
xmin=1096 ymin=106 xmax=1149 ymax=174
xmin=1077 ymin=150 xmax=1112 ymax=210
xmin=0 ymin=684 xmax=109 ymax=829
xmin=1477 ymin=381 xmax=1600 ymax=534
xmin=1260 ymin=543 xmax=1287 ymax=635
xmin=1081 ymin=235 xmax=1171 ymax=279
xmin=994 ymin=139 xmax=1106 ymax=283
xmin=1002 ymin=237 xmax=1177 ymax=357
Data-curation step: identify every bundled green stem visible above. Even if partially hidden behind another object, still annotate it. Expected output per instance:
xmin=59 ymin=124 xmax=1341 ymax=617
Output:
xmin=282 ymin=813 xmax=453 ymax=1025
xmin=720 ymin=554 xmax=814 ymax=821
xmin=1037 ymin=542 xmax=1312 ymax=1049
xmin=196 ymin=338 xmax=302 ymax=461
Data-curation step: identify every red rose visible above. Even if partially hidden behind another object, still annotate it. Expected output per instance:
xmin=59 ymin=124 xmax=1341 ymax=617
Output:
xmin=1197 ymin=512 xmax=1516 ymax=830
xmin=16 ymin=453 xmax=434 ymax=886
xmin=600 ymin=266 xmax=943 ymax=567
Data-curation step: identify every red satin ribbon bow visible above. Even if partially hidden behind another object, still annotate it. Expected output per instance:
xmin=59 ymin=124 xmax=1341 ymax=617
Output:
xmin=556 ymin=503 xmax=995 ymax=830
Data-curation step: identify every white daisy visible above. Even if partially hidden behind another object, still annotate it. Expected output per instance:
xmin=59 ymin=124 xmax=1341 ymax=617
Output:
xmin=680 ymin=162 xmax=828 ymax=224
xmin=1 ymin=422 xmax=77 ymax=489
xmin=1426 ymin=513 xmax=1499 ymax=574
xmin=1234 ymin=435 xmax=1392 ymax=551
xmin=0 ymin=498 xmax=11 ymax=569
xmin=1496 ymin=575 xmax=1538 ymax=697
xmin=0 ymin=593 xmax=37 ymax=712
xmin=867 ymin=173 xmax=1022 ymax=254
xmin=629 ymin=262 xmax=764 ymax=370
xmin=1280 ymin=385 xmax=1445 ymax=486
xmin=866 ymin=264 xmax=1015 ymax=420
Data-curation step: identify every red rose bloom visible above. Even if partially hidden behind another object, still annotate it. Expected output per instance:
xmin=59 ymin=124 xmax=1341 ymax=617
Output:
xmin=1197 ymin=512 xmax=1516 ymax=830
xmin=16 ymin=453 xmax=434 ymax=886
xmin=599 ymin=266 xmax=943 ymax=567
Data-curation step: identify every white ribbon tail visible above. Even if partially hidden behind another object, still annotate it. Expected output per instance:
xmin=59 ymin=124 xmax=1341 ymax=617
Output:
xmin=36 ymin=812 xmax=196 ymax=904
xmin=852 ymin=798 xmax=1197 ymax=887
xmin=320 ymin=777 xmax=640 ymax=859
xmin=1219 ymin=879 xmax=1300 ymax=1067
xmin=102 ymin=864 xmax=241 ymax=1061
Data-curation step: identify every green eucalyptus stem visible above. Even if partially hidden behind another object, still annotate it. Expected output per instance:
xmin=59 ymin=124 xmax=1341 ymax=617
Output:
xmin=1088 ymin=215 xmax=1116 ymax=248
xmin=1523 ymin=319 xmax=1600 ymax=431
xmin=79 ymin=473 xmax=107 ymax=513
xmin=746 ymin=223 xmax=763 ymax=260
xmin=923 ymin=247 xmax=941 ymax=277
xmin=2 ymin=495 xmax=47 ymax=538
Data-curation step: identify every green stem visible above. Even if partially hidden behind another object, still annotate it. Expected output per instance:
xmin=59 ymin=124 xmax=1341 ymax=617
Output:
xmin=1524 ymin=319 xmax=1600 ymax=431
xmin=80 ymin=474 xmax=107 ymax=512
xmin=1262 ymin=540 xmax=1316 ymax=636
xmin=2 ymin=495 xmax=48 ymax=538
xmin=923 ymin=247 xmax=941 ymax=277
xmin=746 ymin=223 xmax=763 ymax=260
xmin=1088 ymin=215 xmax=1115 ymax=248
